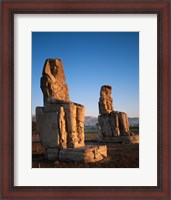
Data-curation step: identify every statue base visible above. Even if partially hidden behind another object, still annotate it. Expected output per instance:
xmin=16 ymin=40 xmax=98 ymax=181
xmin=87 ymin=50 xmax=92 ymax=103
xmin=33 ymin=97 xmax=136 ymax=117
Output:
xmin=45 ymin=145 xmax=107 ymax=163
xmin=98 ymin=135 xmax=139 ymax=144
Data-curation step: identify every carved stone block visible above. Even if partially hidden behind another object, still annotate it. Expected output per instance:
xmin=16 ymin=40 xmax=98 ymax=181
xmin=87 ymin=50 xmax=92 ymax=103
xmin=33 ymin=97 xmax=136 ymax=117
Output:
xmin=59 ymin=145 xmax=107 ymax=163
xmin=36 ymin=107 xmax=59 ymax=148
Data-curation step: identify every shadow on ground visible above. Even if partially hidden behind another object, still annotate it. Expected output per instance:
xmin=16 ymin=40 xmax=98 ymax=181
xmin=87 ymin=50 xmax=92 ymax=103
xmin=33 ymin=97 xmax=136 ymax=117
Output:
xmin=32 ymin=134 xmax=139 ymax=168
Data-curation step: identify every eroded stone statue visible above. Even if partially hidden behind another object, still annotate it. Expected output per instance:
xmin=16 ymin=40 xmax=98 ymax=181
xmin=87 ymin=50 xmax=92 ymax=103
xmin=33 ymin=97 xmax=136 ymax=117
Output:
xmin=40 ymin=59 xmax=70 ymax=104
xmin=37 ymin=58 xmax=85 ymax=148
xmin=98 ymin=85 xmax=138 ymax=143
xmin=99 ymin=85 xmax=113 ymax=114
xmin=36 ymin=58 xmax=107 ymax=162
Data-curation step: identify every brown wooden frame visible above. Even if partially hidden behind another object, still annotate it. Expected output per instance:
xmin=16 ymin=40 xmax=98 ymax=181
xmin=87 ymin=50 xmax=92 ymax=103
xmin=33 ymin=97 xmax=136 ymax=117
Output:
xmin=1 ymin=0 xmax=170 ymax=199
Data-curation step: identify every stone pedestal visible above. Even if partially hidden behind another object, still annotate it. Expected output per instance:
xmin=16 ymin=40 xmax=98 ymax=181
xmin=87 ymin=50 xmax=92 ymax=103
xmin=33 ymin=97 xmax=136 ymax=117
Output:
xmin=45 ymin=148 xmax=59 ymax=160
xmin=36 ymin=102 xmax=85 ymax=149
xmin=98 ymin=135 xmax=139 ymax=144
xmin=45 ymin=145 xmax=107 ymax=163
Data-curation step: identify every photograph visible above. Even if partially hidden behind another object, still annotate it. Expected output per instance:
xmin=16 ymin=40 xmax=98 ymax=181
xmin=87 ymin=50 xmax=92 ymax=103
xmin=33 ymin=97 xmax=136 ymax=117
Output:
xmin=32 ymin=32 xmax=139 ymax=168
xmin=1 ymin=0 xmax=170 ymax=199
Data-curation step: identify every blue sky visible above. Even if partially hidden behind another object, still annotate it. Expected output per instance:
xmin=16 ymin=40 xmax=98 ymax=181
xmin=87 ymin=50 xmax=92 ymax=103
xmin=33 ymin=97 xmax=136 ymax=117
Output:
xmin=32 ymin=32 xmax=139 ymax=117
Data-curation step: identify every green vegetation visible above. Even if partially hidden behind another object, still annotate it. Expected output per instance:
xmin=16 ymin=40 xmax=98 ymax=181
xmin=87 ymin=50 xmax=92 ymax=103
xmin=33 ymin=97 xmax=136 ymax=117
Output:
xmin=85 ymin=126 xmax=139 ymax=134
xmin=129 ymin=126 xmax=139 ymax=130
xmin=84 ymin=126 xmax=98 ymax=134
xmin=129 ymin=126 xmax=139 ymax=135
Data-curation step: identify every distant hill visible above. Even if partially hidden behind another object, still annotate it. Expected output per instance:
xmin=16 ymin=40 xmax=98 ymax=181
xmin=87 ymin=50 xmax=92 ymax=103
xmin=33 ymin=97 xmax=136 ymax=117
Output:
xmin=85 ymin=116 xmax=98 ymax=127
xmin=128 ymin=118 xmax=139 ymax=127
xmin=32 ymin=115 xmax=139 ymax=127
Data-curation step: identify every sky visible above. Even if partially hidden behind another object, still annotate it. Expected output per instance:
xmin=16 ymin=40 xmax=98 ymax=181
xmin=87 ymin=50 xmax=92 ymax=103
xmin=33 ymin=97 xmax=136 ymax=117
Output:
xmin=32 ymin=32 xmax=139 ymax=117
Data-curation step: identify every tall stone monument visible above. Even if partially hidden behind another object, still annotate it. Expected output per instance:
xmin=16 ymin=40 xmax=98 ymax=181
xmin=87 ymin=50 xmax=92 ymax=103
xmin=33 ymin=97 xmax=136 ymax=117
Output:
xmin=36 ymin=58 xmax=107 ymax=162
xmin=98 ymin=85 xmax=139 ymax=143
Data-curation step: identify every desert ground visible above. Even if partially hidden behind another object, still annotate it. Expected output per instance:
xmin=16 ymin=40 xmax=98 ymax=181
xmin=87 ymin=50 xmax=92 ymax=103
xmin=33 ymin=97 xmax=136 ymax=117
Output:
xmin=32 ymin=122 xmax=139 ymax=168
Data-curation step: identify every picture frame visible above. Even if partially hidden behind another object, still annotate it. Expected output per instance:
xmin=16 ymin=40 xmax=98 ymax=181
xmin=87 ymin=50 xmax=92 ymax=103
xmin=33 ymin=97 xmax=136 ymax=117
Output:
xmin=1 ymin=0 xmax=170 ymax=199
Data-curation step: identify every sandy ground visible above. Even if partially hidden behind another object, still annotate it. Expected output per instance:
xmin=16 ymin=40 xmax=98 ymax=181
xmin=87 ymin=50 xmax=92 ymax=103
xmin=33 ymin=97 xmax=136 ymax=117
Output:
xmin=32 ymin=134 xmax=139 ymax=168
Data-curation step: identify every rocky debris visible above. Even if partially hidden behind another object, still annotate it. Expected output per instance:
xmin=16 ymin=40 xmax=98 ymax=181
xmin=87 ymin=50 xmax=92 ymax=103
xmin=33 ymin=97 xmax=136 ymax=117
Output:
xmin=98 ymin=85 xmax=138 ymax=143
xmin=32 ymin=143 xmax=139 ymax=168
xmin=43 ymin=145 xmax=107 ymax=163
xmin=59 ymin=145 xmax=107 ymax=163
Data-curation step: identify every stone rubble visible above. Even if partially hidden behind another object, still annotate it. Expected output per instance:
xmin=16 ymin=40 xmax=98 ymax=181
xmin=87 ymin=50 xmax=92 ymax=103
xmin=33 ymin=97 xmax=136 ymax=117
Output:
xmin=59 ymin=145 xmax=107 ymax=163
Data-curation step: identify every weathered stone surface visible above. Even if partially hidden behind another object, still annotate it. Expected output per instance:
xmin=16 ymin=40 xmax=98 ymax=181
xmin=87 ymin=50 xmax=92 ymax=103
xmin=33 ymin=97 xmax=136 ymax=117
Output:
xmin=59 ymin=106 xmax=67 ymax=148
xmin=45 ymin=148 xmax=59 ymax=160
xmin=36 ymin=107 xmax=59 ymax=148
xmin=98 ymin=85 xmax=137 ymax=143
xmin=42 ymin=100 xmax=85 ymax=148
xmin=65 ymin=102 xmax=77 ymax=147
xmin=37 ymin=58 xmax=85 ymax=149
xmin=36 ymin=58 xmax=108 ymax=163
xmin=59 ymin=145 xmax=107 ymax=163
xmin=76 ymin=105 xmax=85 ymax=146
xmin=118 ymin=112 xmax=132 ymax=136
xmin=98 ymin=135 xmax=139 ymax=144
xmin=40 ymin=58 xmax=70 ymax=105
xmin=109 ymin=111 xmax=120 ymax=136
xmin=99 ymin=85 xmax=113 ymax=114
xmin=36 ymin=105 xmax=85 ymax=149
xmin=98 ymin=114 xmax=112 ymax=137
